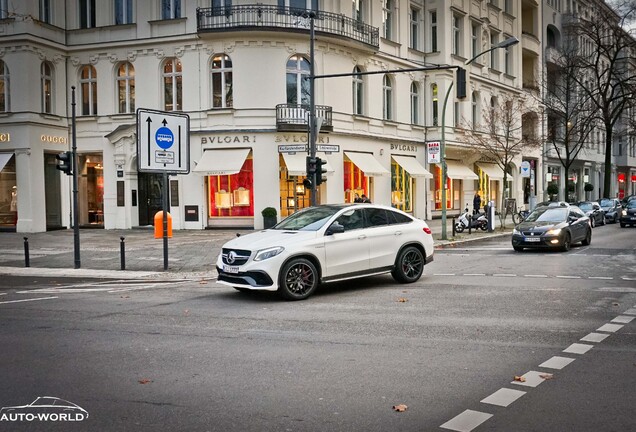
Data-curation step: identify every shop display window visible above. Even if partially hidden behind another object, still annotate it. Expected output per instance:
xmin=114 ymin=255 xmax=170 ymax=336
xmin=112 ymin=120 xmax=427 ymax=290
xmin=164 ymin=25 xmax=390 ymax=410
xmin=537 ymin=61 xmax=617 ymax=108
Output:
xmin=433 ymin=164 xmax=453 ymax=210
xmin=78 ymin=154 xmax=104 ymax=226
xmin=343 ymin=160 xmax=368 ymax=203
xmin=208 ymin=157 xmax=254 ymax=217
xmin=279 ymin=155 xmax=310 ymax=217
xmin=0 ymin=154 xmax=17 ymax=227
xmin=391 ymin=160 xmax=413 ymax=213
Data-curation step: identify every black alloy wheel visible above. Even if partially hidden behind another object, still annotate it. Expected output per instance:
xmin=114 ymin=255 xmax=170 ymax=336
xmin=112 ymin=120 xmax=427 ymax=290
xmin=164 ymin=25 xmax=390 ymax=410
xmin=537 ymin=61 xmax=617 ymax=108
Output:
xmin=392 ymin=246 xmax=425 ymax=283
xmin=561 ymin=232 xmax=571 ymax=252
xmin=278 ymin=258 xmax=319 ymax=301
xmin=590 ymin=217 xmax=595 ymax=228
xmin=582 ymin=228 xmax=591 ymax=246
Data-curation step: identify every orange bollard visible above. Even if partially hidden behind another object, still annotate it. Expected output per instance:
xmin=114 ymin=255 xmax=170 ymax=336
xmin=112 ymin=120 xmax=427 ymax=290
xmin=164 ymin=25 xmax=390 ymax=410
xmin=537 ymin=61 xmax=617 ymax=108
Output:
xmin=154 ymin=211 xmax=173 ymax=239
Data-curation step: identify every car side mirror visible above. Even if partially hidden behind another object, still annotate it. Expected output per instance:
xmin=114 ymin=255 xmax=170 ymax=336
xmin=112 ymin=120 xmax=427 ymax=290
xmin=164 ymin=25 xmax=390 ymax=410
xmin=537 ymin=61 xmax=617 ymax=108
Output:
xmin=568 ymin=216 xmax=577 ymax=224
xmin=326 ymin=222 xmax=345 ymax=235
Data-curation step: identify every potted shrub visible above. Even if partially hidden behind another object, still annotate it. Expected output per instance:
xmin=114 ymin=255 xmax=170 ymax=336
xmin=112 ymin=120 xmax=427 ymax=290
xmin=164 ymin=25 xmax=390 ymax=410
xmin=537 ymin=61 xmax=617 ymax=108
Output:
xmin=547 ymin=183 xmax=559 ymax=201
xmin=584 ymin=182 xmax=594 ymax=200
xmin=261 ymin=207 xmax=277 ymax=229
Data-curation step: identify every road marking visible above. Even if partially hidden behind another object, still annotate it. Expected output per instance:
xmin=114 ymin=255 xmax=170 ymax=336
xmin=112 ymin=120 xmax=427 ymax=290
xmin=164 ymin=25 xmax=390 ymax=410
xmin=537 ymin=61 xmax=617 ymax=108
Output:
xmin=623 ymin=308 xmax=636 ymax=316
xmin=556 ymin=275 xmax=581 ymax=279
xmin=589 ymin=276 xmax=614 ymax=280
xmin=581 ymin=332 xmax=610 ymax=343
xmin=434 ymin=273 xmax=456 ymax=276
xmin=480 ymin=388 xmax=526 ymax=407
xmin=493 ymin=274 xmax=517 ymax=277
xmin=539 ymin=356 xmax=575 ymax=370
xmin=440 ymin=410 xmax=493 ymax=432
xmin=463 ymin=273 xmax=486 ymax=276
xmin=621 ymin=277 xmax=636 ymax=281
xmin=611 ymin=315 xmax=634 ymax=324
xmin=0 ymin=296 xmax=59 ymax=305
xmin=563 ymin=343 xmax=594 ymax=354
xmin=510 ymin=371 xmax=549 ymax=388
xmin=524 ymin=274 xmax=548 ymax=278
xmin=0 ymin=293 xmax=6 ymax=296
xmin=596 ymin=323 xmax=623 ymax=333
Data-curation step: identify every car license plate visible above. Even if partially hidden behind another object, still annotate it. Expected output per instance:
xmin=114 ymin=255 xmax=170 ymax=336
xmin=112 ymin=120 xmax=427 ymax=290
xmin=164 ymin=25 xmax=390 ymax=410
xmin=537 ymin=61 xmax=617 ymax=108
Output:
xmin=631 ymin=217 xmax=636 ymax=221
xmin=223 ymin=264 xmax=240 ymax=274
xmin=524 ymin=237 xmax=540 ymax=242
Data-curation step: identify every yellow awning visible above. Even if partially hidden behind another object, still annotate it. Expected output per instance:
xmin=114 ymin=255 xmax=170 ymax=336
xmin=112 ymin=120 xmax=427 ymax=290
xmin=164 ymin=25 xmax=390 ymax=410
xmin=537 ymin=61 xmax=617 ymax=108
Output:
xmin=445 ymin=161 xmax=479 ymax=180
xmin=476 ymin=163 xmax=504 ymax=180
xmin=193 ymin=148 xmax=250 ymax=175
xmin=344 ymin=151 xmax=389 ymax=177
xmin=392 ymin=155 xmax=433 ymax=178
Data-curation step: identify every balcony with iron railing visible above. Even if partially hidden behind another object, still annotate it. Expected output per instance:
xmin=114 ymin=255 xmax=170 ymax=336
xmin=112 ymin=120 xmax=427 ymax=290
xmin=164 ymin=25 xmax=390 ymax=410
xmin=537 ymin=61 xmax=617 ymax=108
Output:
xmin=276 ymin=104 xmax=333 ymax=132
xmin=196 ymin=4 xmax=379 ymax=49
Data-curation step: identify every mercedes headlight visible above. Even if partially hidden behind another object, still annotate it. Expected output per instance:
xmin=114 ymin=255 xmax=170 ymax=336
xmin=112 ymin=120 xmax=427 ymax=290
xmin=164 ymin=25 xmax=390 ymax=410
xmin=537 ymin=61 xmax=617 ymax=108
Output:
xmin=254 ymin=246 xmax=285 ymax=261
xmin=546 ymin=228 xmax=562 ymax=236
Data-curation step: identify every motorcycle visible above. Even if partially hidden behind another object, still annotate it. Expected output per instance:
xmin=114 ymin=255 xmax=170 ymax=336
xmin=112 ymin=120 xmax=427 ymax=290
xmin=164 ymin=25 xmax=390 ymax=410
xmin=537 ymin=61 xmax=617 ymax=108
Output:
xmin=455 ymin=205 xmax=488 ymax=233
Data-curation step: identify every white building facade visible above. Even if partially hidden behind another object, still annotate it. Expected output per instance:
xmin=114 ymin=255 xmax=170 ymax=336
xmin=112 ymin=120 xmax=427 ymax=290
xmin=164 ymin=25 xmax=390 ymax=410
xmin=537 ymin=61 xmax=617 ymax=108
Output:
xmin=0 ymin=0 xmax=545 ymax=232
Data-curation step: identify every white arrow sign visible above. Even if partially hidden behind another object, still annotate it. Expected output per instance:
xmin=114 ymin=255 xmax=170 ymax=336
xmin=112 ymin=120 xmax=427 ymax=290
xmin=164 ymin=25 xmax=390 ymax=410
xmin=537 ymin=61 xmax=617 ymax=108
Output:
xmin=137 ymin=108 xmax=190 ymax=174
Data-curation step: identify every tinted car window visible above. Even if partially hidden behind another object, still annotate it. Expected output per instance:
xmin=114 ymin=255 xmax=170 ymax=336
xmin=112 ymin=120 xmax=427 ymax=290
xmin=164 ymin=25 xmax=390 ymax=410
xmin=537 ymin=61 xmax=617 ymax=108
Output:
xmin=364 ymin=208 xmax=389 ymax=227
xmin=525 ymin=207 xmax=568 ymax=223
xmin=578 ymin=202 xmax=592 ymax=211
xmin=387 ymin=210 xmax=412 ymax=225
xmin=275 ymin=206 xmax=339 ymax=231
xmin=570 ymin=208 xmax=585 ymax=219
xmin=334 ymin=208 xmax=364 ymax=231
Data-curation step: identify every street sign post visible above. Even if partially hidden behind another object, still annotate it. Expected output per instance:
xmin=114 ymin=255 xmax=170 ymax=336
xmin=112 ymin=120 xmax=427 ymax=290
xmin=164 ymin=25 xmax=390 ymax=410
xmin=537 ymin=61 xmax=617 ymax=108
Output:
xmin=136 ymin=109 xmax=191 ymax=270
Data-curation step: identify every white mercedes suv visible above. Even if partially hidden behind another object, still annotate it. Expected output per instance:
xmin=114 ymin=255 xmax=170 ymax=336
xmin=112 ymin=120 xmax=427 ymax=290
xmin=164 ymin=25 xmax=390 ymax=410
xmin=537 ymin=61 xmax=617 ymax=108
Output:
xmin=216 ymin=204 xmax=435 ymax=300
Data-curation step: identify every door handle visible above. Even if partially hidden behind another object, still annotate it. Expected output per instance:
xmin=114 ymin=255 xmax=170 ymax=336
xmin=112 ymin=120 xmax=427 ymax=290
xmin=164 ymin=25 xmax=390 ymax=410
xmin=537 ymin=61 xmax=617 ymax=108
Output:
xmin=357 ymin=234 xmax=366 ymax=240
xmin=394 ymin=231 xmax=402 ymax=236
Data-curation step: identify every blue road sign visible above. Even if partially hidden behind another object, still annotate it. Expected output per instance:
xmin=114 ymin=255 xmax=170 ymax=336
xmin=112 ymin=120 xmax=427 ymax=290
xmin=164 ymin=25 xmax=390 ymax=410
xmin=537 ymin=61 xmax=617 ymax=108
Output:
xmin=155 ymin=127 xmax=174 ymax=150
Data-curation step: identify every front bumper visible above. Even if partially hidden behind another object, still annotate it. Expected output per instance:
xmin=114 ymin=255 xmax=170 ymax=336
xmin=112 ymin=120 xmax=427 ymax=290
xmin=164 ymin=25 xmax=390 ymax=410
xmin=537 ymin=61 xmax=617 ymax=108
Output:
xmin=619 ymin=214 xmax=636 ymax=225
xmin=511 ymin=233 xmax=562 ymax=248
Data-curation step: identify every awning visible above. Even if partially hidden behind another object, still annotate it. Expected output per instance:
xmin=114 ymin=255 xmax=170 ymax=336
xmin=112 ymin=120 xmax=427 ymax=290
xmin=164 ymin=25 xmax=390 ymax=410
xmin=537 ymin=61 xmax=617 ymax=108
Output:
xmin=280 ymin=153 xmax=335 ymax=176
xmin=445 ymin=161 xmax=479 ymax=180
xmin=392 ymin=155 xmax=433 ymax=178
xmin=476 ymin=163 xmax=504 ymax=180
xmin=193 ymin=148 xmax=250 ymax=175
xmin=344 ymin=151 xmax=389 ymax=177
xmin=0 ymin=153 xmax=13 ymax=172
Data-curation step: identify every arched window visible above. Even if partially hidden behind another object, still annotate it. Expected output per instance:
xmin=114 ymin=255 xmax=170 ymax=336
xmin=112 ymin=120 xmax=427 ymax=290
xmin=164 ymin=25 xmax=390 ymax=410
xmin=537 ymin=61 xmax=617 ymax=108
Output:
xmin=0 ymin=60 xmax=9 ymax=112
xmin=163 ymin=58 xmax=182 ymax=111
xmin=410 ymin=82 xmax=420 ymax=125
xmin=79 ymin=65 xmax=97 ymax=115
xmin=41 ymin=61 xmax=53 ymax=114
xmin=211 ymin=54 xmax=233 ymax=108
xmin=383 ymin=74 xmax=393 ymax=120
xmin=286 ymin=55 xmax=310 ymax=105
xmin=352 ymin=66 xmax=364 ymax=115
xmin=116 ymin=62 xmax=135 ymax=114
xmin=431 ymin=83 xmax=438 ymax=126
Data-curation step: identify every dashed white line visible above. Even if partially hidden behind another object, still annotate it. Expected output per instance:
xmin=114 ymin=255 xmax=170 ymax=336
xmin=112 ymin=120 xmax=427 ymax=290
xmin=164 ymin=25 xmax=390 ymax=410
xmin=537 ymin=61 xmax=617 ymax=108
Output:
xmin=524 ymin=274 xmax=548 ymax=278
xmin=0 ymin=296 xmax=59 ymax=305
xmin=539 ymin=356 xmax=575 ymax=370
xmin=621 ymin=277 xmax=636 ymax=281
xmin=581 ymin=332 xmax=610 ymax=343
xmin=556 ymin=275 xmax=581 ymax=279
xmin=440 ymin=410 xmax=493 ymax=432
xmin=589 ymin=276 xmax=614 ymax=280
xmin=493 ymin=274 xmax=517 ymax=277
xmin=563 ymin=343 xmax=594 ymax=354
xmin=434 ymin=273 xmax=457 ymax=276
xmin=623 ymin=308 xmax=636 ymax=316
xmin=611 ymin=315 xmax=635 ymax=324
xmin=596 ymin=323 xmax=624 ymax=333
xmin=0 ymin=293 xmax=7 ymax=296
xmin=464 ymin=273 xmax=486 ymax=276
xmin=481 ymin=388 xmax=526 ymax=407
xmin=510 ymin=371 xmax=549 ymax=388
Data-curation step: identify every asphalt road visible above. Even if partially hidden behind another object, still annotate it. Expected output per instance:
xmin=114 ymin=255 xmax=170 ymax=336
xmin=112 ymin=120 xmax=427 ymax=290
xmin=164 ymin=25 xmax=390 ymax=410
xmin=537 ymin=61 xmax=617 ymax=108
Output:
xmin=0 ymin=223 xmax=634 ymax=432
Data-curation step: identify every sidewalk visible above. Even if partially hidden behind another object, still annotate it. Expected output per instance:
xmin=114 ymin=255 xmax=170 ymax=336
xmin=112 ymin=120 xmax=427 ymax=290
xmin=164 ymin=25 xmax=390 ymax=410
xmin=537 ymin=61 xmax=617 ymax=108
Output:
xmin=0 ymin=218 xmax=513 ymax=280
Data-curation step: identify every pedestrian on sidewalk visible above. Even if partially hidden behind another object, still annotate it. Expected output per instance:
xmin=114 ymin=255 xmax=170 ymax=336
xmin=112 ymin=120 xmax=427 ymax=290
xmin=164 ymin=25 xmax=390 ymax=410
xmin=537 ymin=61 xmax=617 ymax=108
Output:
xmin=473 ymin=192 xmax=481 ymax=215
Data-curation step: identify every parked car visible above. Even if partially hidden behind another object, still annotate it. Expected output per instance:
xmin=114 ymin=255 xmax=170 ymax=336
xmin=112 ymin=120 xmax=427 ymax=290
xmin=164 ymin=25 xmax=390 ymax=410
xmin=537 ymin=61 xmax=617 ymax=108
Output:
xmin=574 ymin=201 xmax=605 ymax=227
xmin=598 ymin=198 xmax=621 ymax=223
xmin=512 ymin=204 xmax=591 ymax=252
xmin=619 ymin=199 xmax=636 ymax=227
xmin=620 ymin=194 xmax=636 ymax=206
xmin=216 ymin=204 xmax=435 ymax=300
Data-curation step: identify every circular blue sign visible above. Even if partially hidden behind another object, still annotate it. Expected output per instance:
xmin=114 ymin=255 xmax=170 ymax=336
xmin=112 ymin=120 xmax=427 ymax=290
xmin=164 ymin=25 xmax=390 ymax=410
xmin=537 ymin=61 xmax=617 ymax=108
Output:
xmin=155 ymin=127 xmax=174 ymax=150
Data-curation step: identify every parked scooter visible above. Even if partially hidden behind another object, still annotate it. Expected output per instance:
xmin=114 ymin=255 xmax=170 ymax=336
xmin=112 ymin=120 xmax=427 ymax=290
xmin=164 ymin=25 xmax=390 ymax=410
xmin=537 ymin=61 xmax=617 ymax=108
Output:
xmin=454 ymin=204 xmax=488 ymax=233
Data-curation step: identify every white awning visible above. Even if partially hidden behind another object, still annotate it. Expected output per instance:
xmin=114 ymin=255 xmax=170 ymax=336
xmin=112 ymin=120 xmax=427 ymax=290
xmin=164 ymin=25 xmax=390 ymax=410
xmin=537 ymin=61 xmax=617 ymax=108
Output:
xmin=281 ymin=152 xmax=335 ymax=176
xmin=445 ymin=161 xmax=479 ymax=180
xmin=0 ymin=153 xmax=13 ymax=172
xmin=476 ymin=163 xmax=504 ymax=180
xmin=193 ymin=148 xmax=250 ymax=175
xmin=344 ymin=151 xmax=389 ymax=177
xmin=392 ymin=155 xmax=433 ymax=178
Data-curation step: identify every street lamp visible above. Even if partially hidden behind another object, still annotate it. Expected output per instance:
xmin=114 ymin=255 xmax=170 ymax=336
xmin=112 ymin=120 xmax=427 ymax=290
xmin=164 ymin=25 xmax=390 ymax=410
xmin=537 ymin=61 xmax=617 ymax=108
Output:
xmin=440 ymin=36 xmax=519 ymax=240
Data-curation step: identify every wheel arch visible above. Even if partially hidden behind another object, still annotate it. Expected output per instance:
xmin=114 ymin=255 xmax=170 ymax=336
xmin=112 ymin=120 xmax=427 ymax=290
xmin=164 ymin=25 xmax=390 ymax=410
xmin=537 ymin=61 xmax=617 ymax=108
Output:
xmin=394 ymin=242 xmax=427 ymax=267
xmin=280 ymin=253 xmax=323 ymax=282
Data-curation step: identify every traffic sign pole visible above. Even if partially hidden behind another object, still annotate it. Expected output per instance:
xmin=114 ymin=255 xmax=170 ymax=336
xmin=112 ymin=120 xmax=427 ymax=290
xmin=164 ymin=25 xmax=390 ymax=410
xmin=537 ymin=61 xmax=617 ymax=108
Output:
xmin=163 ymin=172 xmax=169 ymax=271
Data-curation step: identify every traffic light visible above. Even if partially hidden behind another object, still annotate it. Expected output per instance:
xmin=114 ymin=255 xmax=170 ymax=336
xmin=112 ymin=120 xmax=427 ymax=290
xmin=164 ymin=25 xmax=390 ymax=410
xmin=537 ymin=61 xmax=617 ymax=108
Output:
xmin=456 ymin=67 xmax=467 ymax=99
xmin=55 ymin=151 xmax=73 ymax=175
xmin=302 ymin=177 xmax=312 ymax=190
xmin=306 ymin=156 xmax=317 ymax=176
xmin=315 ymin=157 xmax=328 ymax=186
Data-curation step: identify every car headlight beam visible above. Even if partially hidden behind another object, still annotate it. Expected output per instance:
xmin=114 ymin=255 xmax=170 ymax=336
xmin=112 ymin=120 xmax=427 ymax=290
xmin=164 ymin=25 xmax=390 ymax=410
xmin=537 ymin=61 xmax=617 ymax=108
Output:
xmin=545 ymin=228 xmax=562 ymax=236
xmin=254 ymin=246 xmax=285 ymax=261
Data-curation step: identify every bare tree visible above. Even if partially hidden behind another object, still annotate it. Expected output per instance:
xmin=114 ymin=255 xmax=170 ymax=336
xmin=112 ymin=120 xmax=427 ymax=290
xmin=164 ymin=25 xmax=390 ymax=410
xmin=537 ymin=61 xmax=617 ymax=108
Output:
xmin=568 ymin=3 xmax=636 ymax=197
xmin=463 ymin=94 xmax=541 ymax=225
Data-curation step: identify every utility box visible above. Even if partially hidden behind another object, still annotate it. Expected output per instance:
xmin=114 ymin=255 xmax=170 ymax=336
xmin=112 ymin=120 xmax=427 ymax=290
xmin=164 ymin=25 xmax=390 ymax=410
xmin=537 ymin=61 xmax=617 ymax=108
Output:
xmin=154 ymin=211 xmax=173 ymax=238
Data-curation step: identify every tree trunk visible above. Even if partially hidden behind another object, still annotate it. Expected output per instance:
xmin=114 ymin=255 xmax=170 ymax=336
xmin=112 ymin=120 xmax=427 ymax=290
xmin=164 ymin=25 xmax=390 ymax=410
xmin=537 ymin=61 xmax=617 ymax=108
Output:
xmin=603 ymin=126 xmax=613 ymax=199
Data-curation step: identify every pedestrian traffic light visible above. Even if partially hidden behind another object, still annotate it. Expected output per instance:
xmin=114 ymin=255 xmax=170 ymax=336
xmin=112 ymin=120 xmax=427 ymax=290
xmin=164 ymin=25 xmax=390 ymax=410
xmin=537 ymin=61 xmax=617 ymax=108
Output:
xmin=315 ymin=157 xmax=328 ymax=186
xmin=302 ymin=177 xmax=312 ymax=190
xmin=55 ymin=151 xmax=73 ymax=175
xmin=456 ymin=67 xmax=467 ymax=99
xmin=306 ymin=156 xmax=317 ymax=176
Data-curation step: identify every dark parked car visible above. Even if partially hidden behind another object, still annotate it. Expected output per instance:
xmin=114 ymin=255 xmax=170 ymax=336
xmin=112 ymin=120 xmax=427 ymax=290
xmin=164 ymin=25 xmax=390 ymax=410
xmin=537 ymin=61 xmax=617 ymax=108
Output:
xmin=512 ymin=204 xmax=591 ymax=252
xmin=619 ymin=199 xmax=636 ymax=227
xmin=598 ymin=198 xmax=621 ymax=223
xmin=574 ymin=201 xmax=605 ymax=227
xmin=620 ymin=194 xmax=636 ymax=206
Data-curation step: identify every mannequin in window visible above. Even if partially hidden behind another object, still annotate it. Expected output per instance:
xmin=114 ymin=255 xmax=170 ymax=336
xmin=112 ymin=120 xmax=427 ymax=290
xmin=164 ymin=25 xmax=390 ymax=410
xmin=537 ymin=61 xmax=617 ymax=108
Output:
xmin=10 ymin=186 xmax=17 ymax=212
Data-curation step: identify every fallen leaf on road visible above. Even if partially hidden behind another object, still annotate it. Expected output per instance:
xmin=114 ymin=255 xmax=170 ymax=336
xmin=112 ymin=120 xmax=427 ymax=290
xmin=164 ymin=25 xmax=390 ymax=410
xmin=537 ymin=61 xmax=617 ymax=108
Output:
xmin=120 ymin=295 xmax=130 ymax=299
xmin=397 ymin=298 xmax=408 ymax=303
xmin=392 ymin=404 xmax=408 ymax=412
xmin=138 ymin=379 xmax=152 ymax=384
xmin=513 ymin=375 xmax=526 ymax=382
xmin=199 ymin=280 xmax=207 ymax=285
xmin=540 ymin=373 xmax=554 ymax=380
xmin=183 ymin=309 xmax=190 ymax=316
xmin=612 ymin=302 xmax=619 ymax=307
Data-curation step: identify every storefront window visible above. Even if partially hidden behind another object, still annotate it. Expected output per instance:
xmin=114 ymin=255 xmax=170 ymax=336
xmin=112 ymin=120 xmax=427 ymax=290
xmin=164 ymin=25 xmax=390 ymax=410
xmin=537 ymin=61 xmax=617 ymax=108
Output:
xmin=433 ymin=164 xmax=453 ymax=210
xmin=78 ymin=154 xmax=104 ymax=226
xmin=0 ymin=153 xmax=17 ymax=228
xmin=279 ymin=155 xmax=310 ymax=217
xmin=343 ymin=159 xmax=368 ymax=203
xmin=477 ymin=166 xmax=490 ymax=203
xmin=207 ymin=156 xmax=254 ymax=217
xmin=391 ymin=160 xmax=412 ymax=212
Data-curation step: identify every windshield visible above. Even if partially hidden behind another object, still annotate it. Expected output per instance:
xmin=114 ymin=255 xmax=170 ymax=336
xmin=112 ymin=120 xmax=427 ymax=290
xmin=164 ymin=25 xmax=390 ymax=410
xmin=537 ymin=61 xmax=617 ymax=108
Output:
xmin=599 ymin=199 xmax=612 ymax=207
xmin=274 ymin=206 xmax=340 ymax=231
xmin=524 ymin=207 xmax=568 ymax=223
xmin=577 ymin=202 xmax=592 ymax=211
xmin=626 ymin=201 xmax=636 ymax=209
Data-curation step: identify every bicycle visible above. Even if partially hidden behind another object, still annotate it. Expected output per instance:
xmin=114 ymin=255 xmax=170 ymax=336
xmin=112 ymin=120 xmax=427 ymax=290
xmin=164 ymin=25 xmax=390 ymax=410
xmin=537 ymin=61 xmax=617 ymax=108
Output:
xmin=512 ymin=206 xmax=529 ymax=225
